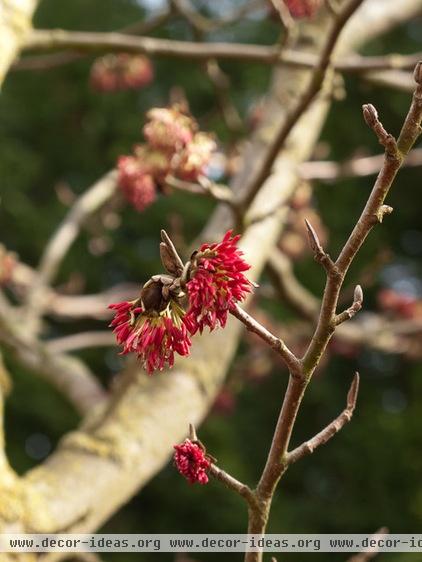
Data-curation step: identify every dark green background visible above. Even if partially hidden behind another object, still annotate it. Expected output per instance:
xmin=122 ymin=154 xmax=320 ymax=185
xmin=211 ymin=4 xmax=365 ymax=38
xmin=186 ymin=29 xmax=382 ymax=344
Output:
xmin=0 ymin=1 xmax=421 ymax=560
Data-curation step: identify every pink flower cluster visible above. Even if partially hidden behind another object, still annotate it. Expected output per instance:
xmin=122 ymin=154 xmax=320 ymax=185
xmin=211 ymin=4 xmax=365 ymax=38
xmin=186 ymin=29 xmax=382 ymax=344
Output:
xmin=108 ymin=231 xmax=251 ymax=375
xmin=284 ymin=0 xmax=322 ymax=18
xmin=109 ymin=299 xmax=191 ymax=374
xmin=117 ymin=105 xmax=216 ymax=212
xmin=90 ymin=53 xmax=154 ymax=92
xmin=173 ymin=439 xmax=211 ymax=485
xmin=184 ymin=231 xmax=252 ymax=334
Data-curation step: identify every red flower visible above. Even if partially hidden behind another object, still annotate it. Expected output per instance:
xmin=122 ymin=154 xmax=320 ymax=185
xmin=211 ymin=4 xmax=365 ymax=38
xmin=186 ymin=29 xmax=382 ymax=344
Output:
xmin=173 ymin=439 xmax=211 ymax=484
xmin=184 ymin=230 xmax=252 ymax=335
xmin=109 ymin=299 xmax=191 ymax=374
xmin=283 ymin=0 xmax=322 ymax=18
xmin=117 ymin=155 xmax=157 ymax=212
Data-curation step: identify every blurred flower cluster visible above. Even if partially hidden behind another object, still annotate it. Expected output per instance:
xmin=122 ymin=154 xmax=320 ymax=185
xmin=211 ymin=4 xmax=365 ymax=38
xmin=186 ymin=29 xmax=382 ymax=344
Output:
xmin=284 ymin=0 xmax=322 ymax=18
xmin=117 ymin=105 xmax=216 ymax=211
xmin=90 ymin=53 xmax=154 ymax=92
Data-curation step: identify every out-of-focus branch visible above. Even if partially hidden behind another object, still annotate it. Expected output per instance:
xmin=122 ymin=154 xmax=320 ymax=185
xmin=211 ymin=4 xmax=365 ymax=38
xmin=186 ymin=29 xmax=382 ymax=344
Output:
xmin=300 ymin=147 xmax=422 ymax=181
xmin=12 ymin=8 xmax=173 ymax=72
xmin=23 ymin=170 xmax=118 ymax=331
xmin=46 ymin=332 xmax=115 ymax=354
xmin=21 ymin=29 xmax=422 ymax=74
xmin=287 ymin=373 xmax=359 ymax=464
xmin=240 ymin=0 xmax=365 ymax=213
xmin=346 ymin=528 xmax=389 ymax=562
xmin=267 ymin=250 xmax=319 ymax=321
xmin=0 ymin=300 xmax=107 ymax=415
xmin=165 ymin=175 xmax=235 ymax=206
xmin=363 ymin=69 xmax=416 ymax=93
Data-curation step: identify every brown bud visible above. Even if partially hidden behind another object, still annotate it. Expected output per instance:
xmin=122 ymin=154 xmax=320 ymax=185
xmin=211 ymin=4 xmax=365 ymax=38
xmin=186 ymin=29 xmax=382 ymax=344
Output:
xmin=362 ymin=104 xmax=378 ymax=128
xmin=160 ymin=243 xmax=182 ymax=276
xmin=141 ymin=280 xmax=165 ymax=311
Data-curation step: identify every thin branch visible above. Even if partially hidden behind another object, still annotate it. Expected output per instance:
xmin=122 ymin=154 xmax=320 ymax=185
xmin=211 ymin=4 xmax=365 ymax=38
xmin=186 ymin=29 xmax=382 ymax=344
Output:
xmin=287 ymin=373 xmax=359 ymax=465
xmin=239 ymin=0 xmax=365 ymax=211
xmin=267 ymin=250 xmax=319 ymax=321
xmin=46 ymin=331 xmax=115 ymax=354
xmin=21 ymin=29 xmax=422 ymax=74
xmin=13 ymin=9 xmax=173 ymax=72
xmin=209 ymin=464 xmax=257 ymax=508
xmin=24 ymin=170 xmax=117 ymax=329
xmin=346 ymin=528 xmax=389 ymax=562
xmin=300 ymin=147 xmax=422 ymax=181
xmin=165 ymin=175 xmax=235 ymax=206
xmin=0 ymin=301 xmax=107 ymax=415
xmin=230 ymin=303 xmax=302 ymax=377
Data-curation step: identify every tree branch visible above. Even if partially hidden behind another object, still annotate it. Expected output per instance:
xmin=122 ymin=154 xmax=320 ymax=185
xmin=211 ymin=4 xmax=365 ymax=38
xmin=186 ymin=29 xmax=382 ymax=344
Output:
xmin=287 ymin=373 xmax=359 ymax=464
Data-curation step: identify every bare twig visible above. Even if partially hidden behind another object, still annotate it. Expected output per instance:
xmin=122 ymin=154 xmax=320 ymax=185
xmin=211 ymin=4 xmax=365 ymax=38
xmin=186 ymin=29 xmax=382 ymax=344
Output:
xmin=209 ymin=464 xmax=257 ymax=508
xmin=230 ymin=303 xmax=302 ymax=377
xmin=335 ymin=284 xmax=363 ymax=325
xmin=287 ymin=373 xmax=359 ymax=464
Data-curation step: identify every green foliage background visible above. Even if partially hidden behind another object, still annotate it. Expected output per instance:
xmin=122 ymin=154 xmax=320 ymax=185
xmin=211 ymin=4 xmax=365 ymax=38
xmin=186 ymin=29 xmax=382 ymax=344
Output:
xmin=0 ymin=1 xmax=421 ymax=560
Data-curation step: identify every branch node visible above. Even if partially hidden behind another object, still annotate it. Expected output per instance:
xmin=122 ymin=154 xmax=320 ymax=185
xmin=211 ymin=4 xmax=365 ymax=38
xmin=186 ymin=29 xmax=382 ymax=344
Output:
xmin=304 ymin=219 xmax=336 ymax=273
xmin=376 ymin=204 xmax=394 ymax=223
xmin=335 ymin=284 xmax=363 ymax=325
xmin=362 ymin=103 xmax=398 ymax=154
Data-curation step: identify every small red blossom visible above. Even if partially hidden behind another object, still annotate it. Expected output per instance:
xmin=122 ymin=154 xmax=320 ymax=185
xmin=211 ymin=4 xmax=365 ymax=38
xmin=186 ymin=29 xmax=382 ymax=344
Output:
xmin=184 ymin=230 xmax=252 ymax=335
xmin=109 ymin=298 xmax=191 ymax=374
xmin=284 ymin=0 xmax=322 ymax=18
xmin=0 ymin=246 xmax=16 ymax=286
xmin=117 ymin=155 xmax=157 ymax=212
xmin=90 ymin=53 xmax=154 ymax=92
xmin=173 ymin=439 xmax=211 ymax=484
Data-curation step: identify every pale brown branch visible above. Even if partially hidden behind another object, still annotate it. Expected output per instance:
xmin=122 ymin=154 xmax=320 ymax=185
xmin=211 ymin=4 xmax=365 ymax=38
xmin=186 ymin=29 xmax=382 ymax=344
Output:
xmin=300 ymin=147 xmax=422 ymax=181
xmin=21 ymin=29 xmax=422 ymax=74
xmin=240 ymin=0 xmax=365 ymax=211
xmin=305 ymin=218 xmax=337 ymax=274
xmin=287 ymin=373 xmax=359 ymax=464
xmin=165 ymin=175 xmax=234 ymax=206
xmin=346 ymin=527 xmax=389 ymax=562
xmin=23 ymin=170 xmax=118 ymax=330
xmin=0 ymin=300 xmax=107 ymax=415
xmin=45 ymin=332 xmax=116 ymax=354
xmin=230 ymin=303 xmax=302 ymax=377
xmin=267 ymin=251 xmax=319 ymax=321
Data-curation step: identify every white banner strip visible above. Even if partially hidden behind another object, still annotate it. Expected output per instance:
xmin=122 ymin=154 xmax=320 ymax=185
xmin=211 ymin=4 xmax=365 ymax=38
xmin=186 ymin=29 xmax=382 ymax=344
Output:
xmin=1 ymin=534 xmax=422 ymax=553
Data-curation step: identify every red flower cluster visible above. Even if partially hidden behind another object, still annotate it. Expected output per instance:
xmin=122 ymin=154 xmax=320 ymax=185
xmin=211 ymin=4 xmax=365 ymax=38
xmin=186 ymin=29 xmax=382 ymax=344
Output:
xmin=90 ymin=53 xmax=154 ymax=92
xmin=108 ymin=230 xmax=251 ymax=375
xmin=109 ymin=299 xmax=191 ymax=374
xmin=173 ymin=439 xmax=211 ymax=484
xmin=284 ymin=0 xmax=322 ymax=18
xmin=117 ymin=105 xmax=216 ymax=212
xmin=184 ymin=231 xmax=252 ymax=334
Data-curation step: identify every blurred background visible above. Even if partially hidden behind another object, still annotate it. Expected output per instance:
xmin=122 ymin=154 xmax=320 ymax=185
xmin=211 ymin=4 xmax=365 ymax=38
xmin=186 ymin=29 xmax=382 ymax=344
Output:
xmin=0 ymin=1 xmax=421 ymax=560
